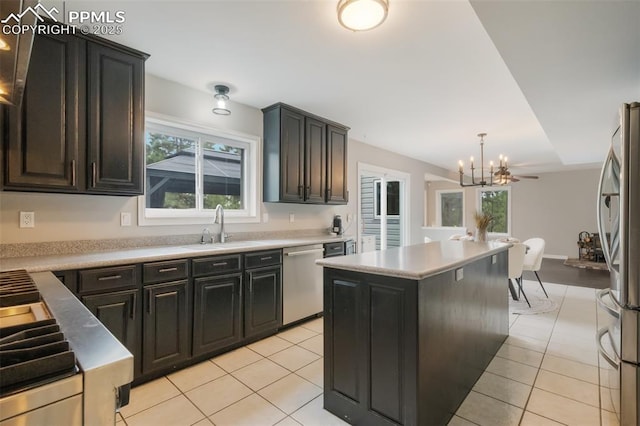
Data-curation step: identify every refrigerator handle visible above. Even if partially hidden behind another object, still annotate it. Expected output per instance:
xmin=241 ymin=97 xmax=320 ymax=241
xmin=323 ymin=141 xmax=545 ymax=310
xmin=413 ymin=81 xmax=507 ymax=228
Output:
xmin=596 ymin=149 xmax=614 ymax=269
xmin=596 ymin=289 xmax=620 ymax=319
xmin=597 ymin=327 xmax=620 ymax=369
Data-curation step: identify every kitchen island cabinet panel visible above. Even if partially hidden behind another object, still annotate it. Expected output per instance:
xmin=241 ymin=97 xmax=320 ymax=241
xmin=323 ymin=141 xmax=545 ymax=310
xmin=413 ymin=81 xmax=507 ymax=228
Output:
xmin=330 ymin=278 xmax=362 ymax=403
xmin=322 ymin=245 xmax=508 ymax=426
xmin=143 ymin=279 xmax=191 ymax=374
xmin=193 ymin=273 xmax=243 ymax=356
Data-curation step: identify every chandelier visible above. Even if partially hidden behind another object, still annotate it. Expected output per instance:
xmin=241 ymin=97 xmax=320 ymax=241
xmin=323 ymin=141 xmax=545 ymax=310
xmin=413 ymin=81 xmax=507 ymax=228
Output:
xmin=458 ymin=133 xmax=507 ymax=187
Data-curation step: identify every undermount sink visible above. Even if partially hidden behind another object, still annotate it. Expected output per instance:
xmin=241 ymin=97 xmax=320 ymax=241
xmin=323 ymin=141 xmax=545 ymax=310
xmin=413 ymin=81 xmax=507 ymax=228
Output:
xmin=180 ymin=241 xmax=272 ymax=251
xmin=0 ymin=302 xmax=51 ymax=328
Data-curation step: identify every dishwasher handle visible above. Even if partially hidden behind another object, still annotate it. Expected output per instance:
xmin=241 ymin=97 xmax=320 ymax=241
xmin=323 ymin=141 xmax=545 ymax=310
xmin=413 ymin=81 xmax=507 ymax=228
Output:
xmin=285 ymin=248 xmax=325 ymax=257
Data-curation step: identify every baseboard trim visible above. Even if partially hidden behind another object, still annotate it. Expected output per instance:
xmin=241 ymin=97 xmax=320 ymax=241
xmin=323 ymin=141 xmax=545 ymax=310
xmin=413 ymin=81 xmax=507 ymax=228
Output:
xmin=544 ymin=254 xmax=569 ymax=260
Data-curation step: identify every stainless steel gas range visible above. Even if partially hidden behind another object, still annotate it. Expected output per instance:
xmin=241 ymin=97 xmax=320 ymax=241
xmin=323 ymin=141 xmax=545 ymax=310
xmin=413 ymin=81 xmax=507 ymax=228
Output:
xmin=0 ymin=270 xmax=133 ymax=425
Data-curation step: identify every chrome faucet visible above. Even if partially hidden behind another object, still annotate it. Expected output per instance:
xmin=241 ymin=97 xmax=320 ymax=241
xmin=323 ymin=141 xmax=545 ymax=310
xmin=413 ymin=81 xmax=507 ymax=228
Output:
xmin=214 ymin=204 xmax=227 ymax=243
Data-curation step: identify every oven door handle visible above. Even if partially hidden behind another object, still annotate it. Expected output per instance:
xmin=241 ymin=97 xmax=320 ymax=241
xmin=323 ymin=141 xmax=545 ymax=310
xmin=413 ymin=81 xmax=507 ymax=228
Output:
xmin=596 ymin=289 xmax=620 ymax=319
xmin=597 ymin=326 xmax=620 ymax=369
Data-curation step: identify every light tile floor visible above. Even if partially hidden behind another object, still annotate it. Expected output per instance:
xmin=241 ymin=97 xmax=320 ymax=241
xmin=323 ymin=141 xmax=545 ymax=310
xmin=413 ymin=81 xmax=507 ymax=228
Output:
xmin=116 ymin=280 xmax=618 ymax=426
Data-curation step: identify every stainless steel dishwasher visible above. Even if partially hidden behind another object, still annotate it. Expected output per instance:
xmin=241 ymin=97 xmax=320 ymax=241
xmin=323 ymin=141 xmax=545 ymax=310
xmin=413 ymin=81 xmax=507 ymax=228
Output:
xmin=282 ymin=244 xmax=325 ymax=325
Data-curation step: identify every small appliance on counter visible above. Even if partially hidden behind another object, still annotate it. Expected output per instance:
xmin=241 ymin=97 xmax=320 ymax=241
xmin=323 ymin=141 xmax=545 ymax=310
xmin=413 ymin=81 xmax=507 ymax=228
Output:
xmin=332 ymin=215 xmax=343 ymax=235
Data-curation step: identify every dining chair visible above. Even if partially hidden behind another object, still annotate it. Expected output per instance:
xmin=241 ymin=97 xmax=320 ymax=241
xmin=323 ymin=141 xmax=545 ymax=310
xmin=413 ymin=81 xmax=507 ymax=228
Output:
xmin=509 ymin=243 xmax=529 ymax=307
xmin=522 ymin=237 xmax=549 ymax=298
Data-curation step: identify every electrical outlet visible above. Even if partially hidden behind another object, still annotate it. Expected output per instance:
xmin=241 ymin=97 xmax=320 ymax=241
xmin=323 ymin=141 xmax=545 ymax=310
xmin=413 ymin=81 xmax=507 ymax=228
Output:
xmin=262 ymin=213 xmax=269 ymax=223
xmin=20 ymin=211 xmax=35 ymax=228
xmin=120 ymin=212 xmax=132 ymax=227
xmin=289 ymin=213 xmax=295 ymax=223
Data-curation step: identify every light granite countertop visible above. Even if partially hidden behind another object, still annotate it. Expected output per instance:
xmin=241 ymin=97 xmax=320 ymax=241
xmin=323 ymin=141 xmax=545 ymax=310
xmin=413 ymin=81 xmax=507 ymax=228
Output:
xmin=316 ymin=240 xmax=510 ymax=280
xmin=0 ymin=236 xmax=351 ymax=272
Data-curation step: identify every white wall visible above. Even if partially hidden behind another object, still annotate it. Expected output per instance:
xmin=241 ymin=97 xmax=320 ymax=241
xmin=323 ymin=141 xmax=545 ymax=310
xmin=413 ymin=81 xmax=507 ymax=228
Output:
xmin=0 ymin=74 xmax=450 ymax=245
xmin=425 ymin=168 xmax=601 ymax=257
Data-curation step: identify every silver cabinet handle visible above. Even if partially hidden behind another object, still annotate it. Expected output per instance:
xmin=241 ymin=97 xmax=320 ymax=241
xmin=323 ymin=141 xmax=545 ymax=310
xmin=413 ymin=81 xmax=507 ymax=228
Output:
xmin=260 ymin=256 xmax=272 ymax=261
xmin=596 ymin=289 xmax=620 ymax=319
xmin=130 ymin=292 xmax=137 ymax=320
xmin=213 ymin=262 xmax=228 ymax=267
xmin=70 ymin=160 xmax=76 ymax=186
xmin=91 ymin=162 xmax=97 ymax=188
xmin=158 ymin=267 xmax=178 ymax=273
xmin=98 ymin=274 xmax=122 ymax=281
xmin=596 ymin=327 xmax=619 ymax=369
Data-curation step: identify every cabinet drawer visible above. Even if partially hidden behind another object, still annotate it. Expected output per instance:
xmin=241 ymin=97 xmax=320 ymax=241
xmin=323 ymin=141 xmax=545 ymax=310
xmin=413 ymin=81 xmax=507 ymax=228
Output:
xmin=79 ymin=265 xmax=137 ymax=293
xmin=245 ymin=250 xmax=282 ymax=269
xmin=143 ymin=259 xmax=188 ymax=284
xmin=193 ymin=254 xmax=242 ymax=277
xmin=324 ymin=242 xmax=345 ymax=257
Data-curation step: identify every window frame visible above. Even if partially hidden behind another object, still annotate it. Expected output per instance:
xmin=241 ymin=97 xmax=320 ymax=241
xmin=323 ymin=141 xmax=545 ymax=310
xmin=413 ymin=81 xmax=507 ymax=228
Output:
xmin=435 ymin=189 xmax=465 ymax=227
xmin=138 ymin=114 xmax=260 ymax=226
xmin=373 ymin=179 xmax=401 ymax=219
xmin=475 ymin=186 xmax=512 ymax=236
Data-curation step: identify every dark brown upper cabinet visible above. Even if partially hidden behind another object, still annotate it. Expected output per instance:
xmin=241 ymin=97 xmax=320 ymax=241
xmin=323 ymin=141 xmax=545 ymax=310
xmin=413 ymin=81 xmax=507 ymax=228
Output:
xmin=262 ymin=103 xmax=348 ymax=204
xmin=2 ymin=23 xmax=148 ymax=196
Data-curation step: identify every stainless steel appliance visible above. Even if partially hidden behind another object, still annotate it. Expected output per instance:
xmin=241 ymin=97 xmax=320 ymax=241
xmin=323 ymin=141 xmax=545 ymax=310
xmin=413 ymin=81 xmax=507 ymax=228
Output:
xmin=282 ymin=244 xmax=324 ymax=325
xmin=0 ymin=270 xmax=133 ymax=425
xmin=596 ymin=102 xmax=640 ymax=426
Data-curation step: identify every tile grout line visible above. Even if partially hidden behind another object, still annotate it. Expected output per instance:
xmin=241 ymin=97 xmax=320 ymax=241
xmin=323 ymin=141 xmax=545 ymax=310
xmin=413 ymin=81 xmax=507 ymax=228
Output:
xmin=516 ymin=283 xmax=568 ymax=425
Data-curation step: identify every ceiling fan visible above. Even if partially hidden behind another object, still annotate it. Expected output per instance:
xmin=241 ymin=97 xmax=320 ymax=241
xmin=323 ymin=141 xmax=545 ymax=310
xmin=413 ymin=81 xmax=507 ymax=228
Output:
xmin=494 ymin=165 xmax=539 ymax=183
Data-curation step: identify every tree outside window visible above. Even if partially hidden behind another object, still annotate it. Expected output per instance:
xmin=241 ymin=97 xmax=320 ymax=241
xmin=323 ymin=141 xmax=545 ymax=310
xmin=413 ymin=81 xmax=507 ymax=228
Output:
xmin=478 ymin=188 xmax=510 ymax=234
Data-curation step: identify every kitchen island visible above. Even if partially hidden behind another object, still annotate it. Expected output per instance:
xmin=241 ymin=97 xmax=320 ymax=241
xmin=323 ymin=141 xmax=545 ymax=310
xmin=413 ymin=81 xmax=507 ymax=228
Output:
xmin=316 ymin=240 xmax=510 ymax=426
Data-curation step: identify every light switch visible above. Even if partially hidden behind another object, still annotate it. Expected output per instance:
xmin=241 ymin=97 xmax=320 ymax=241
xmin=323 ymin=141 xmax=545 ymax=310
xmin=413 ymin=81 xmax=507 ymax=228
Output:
xmin=492 ymin=255 xmax=497 ymax=264
xmin=289 ymin=213 xmax=294 ymax=223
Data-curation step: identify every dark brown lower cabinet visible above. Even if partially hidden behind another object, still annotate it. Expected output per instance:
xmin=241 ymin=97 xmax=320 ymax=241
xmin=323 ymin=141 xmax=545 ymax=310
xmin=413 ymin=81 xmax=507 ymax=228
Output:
xmin=193 ymin=273 xmax=243 ymax=356
xmin=244 ymin=265 xmax=282 ymax=339
xmin=324 ymin=252 xmax=509 ymax=425
xmin=143 ymin=279 xmax=191 ymax=374
xmin=82 ymin=289 xmax=141 ymax=376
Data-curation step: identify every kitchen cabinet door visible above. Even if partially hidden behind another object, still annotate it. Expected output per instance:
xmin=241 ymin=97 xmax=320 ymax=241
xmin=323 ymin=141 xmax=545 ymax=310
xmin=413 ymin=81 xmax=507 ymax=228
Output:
xmin=304 ymin=117 xmax=327 ymax=203
xmin=279 ymin=108 xmax=305 ymax=202
xmin=143 ymin=280 xmax=191 ymax=374
xmin=244 ymin=265 xmax=282 ymax=339
xmin=86 ymin=41 xmax=145 ymax=195
xmin=327 ymin=125 xmax=348 ymax=204
xmin=193 ymin=273 xmax=242 ymax=357
xmin=83 ymin=289 xmax=141 ymax=376
xmin=4 ymin=32 xmax=85 ymax=191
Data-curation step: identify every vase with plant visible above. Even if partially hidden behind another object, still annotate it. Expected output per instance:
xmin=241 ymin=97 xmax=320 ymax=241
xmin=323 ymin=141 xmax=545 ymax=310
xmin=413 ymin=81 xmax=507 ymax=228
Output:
xmin=474 ymin=211 xmax=493 ymax=242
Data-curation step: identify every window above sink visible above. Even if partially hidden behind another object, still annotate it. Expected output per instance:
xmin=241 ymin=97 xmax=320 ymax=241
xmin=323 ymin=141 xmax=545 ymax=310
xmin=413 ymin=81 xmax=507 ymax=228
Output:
xmin=139 ymin=114 xmax=260 ymax=226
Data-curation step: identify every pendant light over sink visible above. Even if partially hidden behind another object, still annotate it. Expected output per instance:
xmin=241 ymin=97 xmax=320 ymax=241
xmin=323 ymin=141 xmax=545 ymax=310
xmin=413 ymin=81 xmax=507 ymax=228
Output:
xmin=212 ymin=85 xmax=231 ymax=115
xmin=337 ymin=0 xmax=389 ymax=31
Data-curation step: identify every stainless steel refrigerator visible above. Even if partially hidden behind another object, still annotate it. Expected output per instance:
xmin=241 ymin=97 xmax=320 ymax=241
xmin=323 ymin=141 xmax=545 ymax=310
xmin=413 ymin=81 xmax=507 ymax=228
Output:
xmin=597 ymin=102 xmax=640 ymax=426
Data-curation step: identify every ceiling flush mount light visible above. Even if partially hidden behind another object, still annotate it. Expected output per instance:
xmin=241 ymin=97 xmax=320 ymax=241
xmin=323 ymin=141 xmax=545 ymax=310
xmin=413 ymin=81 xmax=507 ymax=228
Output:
xmin=212 ymin=85 xmax=231 ymax=115
xmin=337 ymin=0 xmax=389 ymax=31
xmin=458 ymin=133 xmax=499 ymax=187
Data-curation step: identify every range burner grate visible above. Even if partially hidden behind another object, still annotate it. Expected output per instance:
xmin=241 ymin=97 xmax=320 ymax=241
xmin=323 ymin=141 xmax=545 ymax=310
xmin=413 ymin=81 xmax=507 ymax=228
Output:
xmin=0 ymin=270 xmax=40 ymax=307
